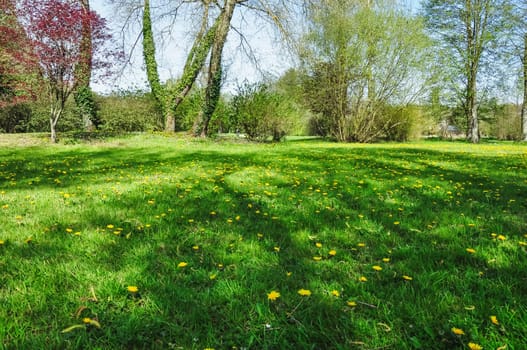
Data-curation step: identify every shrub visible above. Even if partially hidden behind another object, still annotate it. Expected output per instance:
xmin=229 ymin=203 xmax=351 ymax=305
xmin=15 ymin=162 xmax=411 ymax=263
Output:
xmin=231 ymin=82 xmax=295 ymax=142
xmin=96 ymin=91 xmax=162 ymax=133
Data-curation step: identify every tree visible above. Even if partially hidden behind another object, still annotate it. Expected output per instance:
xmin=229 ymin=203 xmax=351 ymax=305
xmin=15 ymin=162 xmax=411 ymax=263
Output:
xmin=73 ymin=0 xmax=100 ymax=130
xmin=301 ymin=0 xmax=431 ymax=142
xmin=423 ymin=0 xmax=508 ymax=143
xmin=136 ymin=0 xmax=296 ymax=135
xmin=0 ymin=0 xmax=39 ymax=107
xmin=507 ymin=1 xmax=527 ymax=140
xmin=18 ymin=0 xmax=121 ymax=142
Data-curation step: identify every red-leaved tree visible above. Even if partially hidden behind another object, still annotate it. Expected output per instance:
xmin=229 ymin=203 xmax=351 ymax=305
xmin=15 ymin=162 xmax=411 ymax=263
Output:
xmin=0 ymin=0 xmax=39 ymax=107
xmin=18 ymin=0 xmax=121 ymax=142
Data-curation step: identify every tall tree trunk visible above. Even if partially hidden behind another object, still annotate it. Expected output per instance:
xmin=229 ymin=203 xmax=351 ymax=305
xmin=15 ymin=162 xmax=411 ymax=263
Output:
xmin=142 ymin=0 xmax=167 ymax=128
xmin=167 ymin=4 xmax=220 ymax=131
xmin=200 ymin=0 xmax=237 ymax=137
xmin=522 ymin=33 xmax=527 ymax=141
xmin=467 ymin=70 xmax=479 ymax=143
xmin=74 ymin=0 xmax=96 ymax=130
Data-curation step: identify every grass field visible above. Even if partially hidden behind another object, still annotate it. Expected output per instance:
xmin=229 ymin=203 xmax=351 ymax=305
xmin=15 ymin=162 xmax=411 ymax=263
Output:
xmin=1 ymin=134 xmax=526 ymax=349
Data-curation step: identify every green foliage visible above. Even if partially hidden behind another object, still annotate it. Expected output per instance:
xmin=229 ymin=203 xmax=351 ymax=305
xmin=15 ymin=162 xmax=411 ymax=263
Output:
xmin=96 ymin=91 xmax=162 ymax=133
xmin=232 ymin=82 xmax=295 ymax=142
xmin=381 ymin=105 xmax=427 ymax=142
xmin=74 ymin=86 xmax=101 ymax=129
xmin=0 ymin=103 xmax=32 ymax=133
xmin=0 ymin=135 xmax=526 ymax=349
xmin=301 ymin=0 xmax=432 ymax=142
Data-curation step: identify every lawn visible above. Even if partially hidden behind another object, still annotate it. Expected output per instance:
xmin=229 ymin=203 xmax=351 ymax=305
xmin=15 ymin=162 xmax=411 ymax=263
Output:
xmin=1 ymin=134 xmax=526 ymax=349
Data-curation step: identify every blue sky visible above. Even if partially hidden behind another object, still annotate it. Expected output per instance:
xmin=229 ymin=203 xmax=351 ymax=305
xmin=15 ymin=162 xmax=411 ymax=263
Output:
xmin=90 ymin=0 xmax=422 ymax=94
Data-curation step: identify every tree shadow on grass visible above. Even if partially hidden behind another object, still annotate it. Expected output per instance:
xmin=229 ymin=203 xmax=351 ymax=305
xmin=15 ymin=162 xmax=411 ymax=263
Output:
xmin=2 ymin=142 xmax=527 ymax=349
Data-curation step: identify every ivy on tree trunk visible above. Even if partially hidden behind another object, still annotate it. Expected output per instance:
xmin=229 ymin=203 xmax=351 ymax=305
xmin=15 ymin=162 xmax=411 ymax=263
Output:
xmin=200 ymin=0 xmax=237 ymax=137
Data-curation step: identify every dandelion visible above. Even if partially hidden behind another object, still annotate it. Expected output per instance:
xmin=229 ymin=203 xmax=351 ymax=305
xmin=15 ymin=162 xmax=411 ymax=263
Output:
xmin=394 ymin=221 xmax=400 ymax=225
xmin=468 ymin=342 xmax=483 ymax=350
xmin=347 ymin=301 xmax=357 ymax=307
xmin=357 ymin=243 xmax=366 ymax=247
xmin=127 ymin=286 xmax=139 ymax=293
xmin=315 ymin=242 xmax=322 ymax=248
xmin=451 ymin=327 xmax=465 ymax=335
xmin=313 ymin=256 xmax=322 ymax=261
xmin=359 ymin=276 xmax=367 ymax=282
xmin=192 ymin=245 xmax=200 ymax=251
xmin=490 ymin=315 xmax=499 ymax=325
xmin=66 ymin=228 xmax=73 ymax=233
xmin=209 ymin=274 xmax=217 ymax=280
xmin=0 ymin=240 xmax=4 ymax=245
xmin=466 ymin=248 xmax=476 ymax=254
xmin=298 ymin=289 xmax=312 ymax=296
xmin=372 ymin=265 xmax=382 ymax=271
xmin=210 ymin=211 xmax=216 ymax=216
xmin=497 ymin=235 xmax=506 ymax=241
xmin=382 ymin=258 xmax=390 ymax=263
xmin=328 ymin=249 xmax=337 ymax=256
xmin=331 ymin=290 xmax=340 ymax=297
xmin=402 ymin=275 xmax=413 ymax=281
xmin=267 ymin=290 xmax=280 ymax=301
xmin=107 ymin=224 xmax=114 ymax=229
xmin=286 ymin=272 xmax=292 ymax=277
xmin=177 ymin=262 xmax=188 ymax=268
xmin=257 ymin=233 xmax=263 ymax=239
xmin=519 ymin=241 xmax=527 ymax=246
xmin=274 ymin=246 xmax=280 ymax=252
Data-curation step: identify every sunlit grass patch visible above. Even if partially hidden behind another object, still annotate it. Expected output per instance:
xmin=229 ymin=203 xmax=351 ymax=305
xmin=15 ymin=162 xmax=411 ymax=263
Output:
xmin=1 ymin=135 xmax=526 ymax=349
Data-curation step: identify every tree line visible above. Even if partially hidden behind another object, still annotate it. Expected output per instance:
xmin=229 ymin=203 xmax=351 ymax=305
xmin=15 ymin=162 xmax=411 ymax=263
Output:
xmin=1 ymin=0 xmax=526 ymax=142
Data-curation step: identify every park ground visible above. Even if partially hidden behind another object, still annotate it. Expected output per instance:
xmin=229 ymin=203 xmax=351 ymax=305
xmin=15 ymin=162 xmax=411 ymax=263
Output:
xmin=1 ymin=133 xmax=526 ymax=349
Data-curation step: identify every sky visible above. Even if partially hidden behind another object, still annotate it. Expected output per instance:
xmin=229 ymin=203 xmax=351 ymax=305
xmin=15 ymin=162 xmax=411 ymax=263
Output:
xmin=90 ymin=0 xmax=422 ymax=94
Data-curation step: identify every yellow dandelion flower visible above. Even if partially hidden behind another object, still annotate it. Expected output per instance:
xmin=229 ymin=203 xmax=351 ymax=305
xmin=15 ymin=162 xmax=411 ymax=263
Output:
xmin=274 ymin=246 xmax=280 ymax=252
xmin=66 ymin=228 xmax=73 ymax=233
xmin=209 ymin=274 xmax=217 ymax=280
xmin=257 ymin=233 xmax=263 ymax=239
xmin=490 ymin=315 xmax=499 ymax=325
xmin=468 ymin=342 xmax=483 ymax=350
xmin=267 ymin=290 xmax=280 ymax=301
xmin=331 ymin=290 xmax=340 ymax=297
xmin=313 ymin=256 xmax=322 ymax=261
xmin=127 ymin=286 xmax=138 ymax=293
xmin=82 ymin=317 xmax=92 ymax=324
xmin=382 ymin=258 xmax=390 ymax=263
xmin=315 ymin=242 xmax=322 ymax=248
xmin=372 ymin=265 xmax=382 ymax=271
xmin=107 ymin=224 xmax=114 ymax=229
xmin=298 ymin=289 xmax=312 ymax=296
xmin=519 ymin=241 xmax=527 ymax=246
xmin=359 ymin=276 xmax=367 ymax=282
xmin=210 ymin=211 xmax=216 ymax=215
xmin=357 ymin=243 xmax=366 ymax=247
xmin=393 ymin=221 xmax=400 ymax=225
xmin=328 ymin=249 xmax=337 ymax=256
xmin=402 ymin=275 xmax=413 ymax=281
xmin=286 ymin=272 xmax=292 ymax=277
xmin=466 ymin=248 xmax=476 ymax=254
xmin=177 ymin=262 xmax=188 ymax=268
xmin=0 ymin=240 xmax=4 ymax=245
xmin=347 ymin=301 xmax=357 ymax=307
xmin=192 ymin=245 xmax=200 ymax=251
xmin=451 ymin=327 xmax=465 ymax=335
xmin=497 ymin=235 xmax=506 ymax=241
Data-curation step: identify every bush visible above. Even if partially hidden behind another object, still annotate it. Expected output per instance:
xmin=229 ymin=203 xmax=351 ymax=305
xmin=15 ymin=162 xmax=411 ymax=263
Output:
xmin=96 ymin=91 xmax=162 ymax=133
xmin=231 ymin=82 xmax=295 ymax=142
xmin=381 ymin=105 xmax=426 ymax=142
xmin=0 ymin=103 xmax=32 ymax=132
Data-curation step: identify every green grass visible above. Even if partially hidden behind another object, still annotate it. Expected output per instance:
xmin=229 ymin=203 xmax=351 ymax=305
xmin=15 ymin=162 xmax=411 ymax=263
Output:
xmin=1 ymin=133 xmax=526 ymax=349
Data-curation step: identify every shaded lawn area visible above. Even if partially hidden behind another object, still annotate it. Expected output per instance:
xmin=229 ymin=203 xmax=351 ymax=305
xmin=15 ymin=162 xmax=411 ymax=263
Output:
xmin=1 ymin=134 xmax=526 ymax=349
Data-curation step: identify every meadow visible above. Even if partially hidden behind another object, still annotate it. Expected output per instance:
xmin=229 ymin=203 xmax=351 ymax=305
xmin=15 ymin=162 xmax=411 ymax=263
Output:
xmin=1 ymin=134 xmax=526 ymax=349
